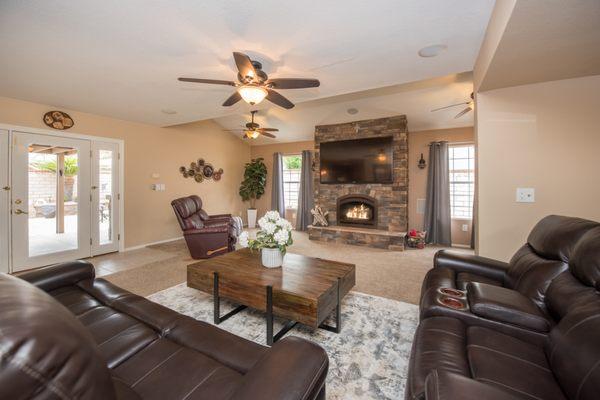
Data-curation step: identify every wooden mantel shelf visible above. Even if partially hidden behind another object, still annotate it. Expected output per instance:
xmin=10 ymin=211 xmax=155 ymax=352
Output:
xmin=308 ymin=225 xmax=406 ymax=238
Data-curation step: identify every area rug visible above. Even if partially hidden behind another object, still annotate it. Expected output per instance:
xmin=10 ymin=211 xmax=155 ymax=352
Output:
xmin=148 ymin=284 xmax=419 ymax=400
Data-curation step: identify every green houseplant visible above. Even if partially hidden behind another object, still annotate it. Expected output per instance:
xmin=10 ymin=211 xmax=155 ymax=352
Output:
xmin=239 ymin=157 xmax=267 ymax=228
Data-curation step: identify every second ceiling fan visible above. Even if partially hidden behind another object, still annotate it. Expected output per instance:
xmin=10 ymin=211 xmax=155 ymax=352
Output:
xmin=227 ymin=110 xmax=278 ymax=140
xmin=178 ymin=52 xmax=320 ymax=109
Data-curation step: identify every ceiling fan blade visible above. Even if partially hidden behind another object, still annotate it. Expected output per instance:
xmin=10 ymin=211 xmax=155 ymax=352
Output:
xmin=233 ymin=52 xmax=257 ymax=81
xmin=257 ymin=128 xmax=279 ymax=132
xmin=260 ymin=131 xmax=276 ymax=138
xmin=222 ymin=91 xmax=242 ymax=107
xmin=431 ymin=102 xmax=469 ymax=112
xmin=454 ymin=107 xmax=473 ymax=119
xmin=267 ymin=78 xmax=320 ymax=89
xmin=178 ymin=77 xmax=236 ymax=86
xmin=266 ymin=89 xmax=294 ymax=109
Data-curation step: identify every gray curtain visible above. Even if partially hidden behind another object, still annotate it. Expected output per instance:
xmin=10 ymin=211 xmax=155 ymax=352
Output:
xmin=271 ymin=152 xmax=285 ymax=216
xmin=424 ymin=141 xmax=452 ymax=245
xmin=296 ymin=150 xmax=314 ymax=231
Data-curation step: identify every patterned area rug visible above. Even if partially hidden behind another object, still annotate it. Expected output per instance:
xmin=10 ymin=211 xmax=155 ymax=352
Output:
xmin=148 ymin=284 xmax=419 ymax=400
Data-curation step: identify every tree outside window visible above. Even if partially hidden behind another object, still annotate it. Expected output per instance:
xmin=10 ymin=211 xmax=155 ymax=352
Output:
xmin=282 ymin=155 xmax=301 ymax=209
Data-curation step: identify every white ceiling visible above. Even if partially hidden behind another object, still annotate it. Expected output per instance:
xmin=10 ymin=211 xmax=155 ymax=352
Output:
xmin=0 ymin=0 xmax=494 ymax=127
xmin=214 ymin=72 xmax=475 ymax=144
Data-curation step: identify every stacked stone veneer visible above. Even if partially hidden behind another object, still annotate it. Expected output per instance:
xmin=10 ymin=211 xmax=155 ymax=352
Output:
xmin=309 ymin=115 xmax=408 ymax=250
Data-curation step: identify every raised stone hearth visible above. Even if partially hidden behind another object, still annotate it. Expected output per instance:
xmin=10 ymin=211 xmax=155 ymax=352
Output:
xmin=308 ymin=225 xmax=406 ymax=251
xmin=311 ymin=115 xmax=408 ymax=250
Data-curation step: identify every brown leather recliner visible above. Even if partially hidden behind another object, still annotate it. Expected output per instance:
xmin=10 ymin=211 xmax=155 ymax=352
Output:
xmin=406 ymin=221 xmax=600 ymax=400
xmin=421 ymin=215 xmax=599 ymax=312
xmin=2 ymin=261 xmax=329 ymax=400
xmin=171 ymin=195 xmax=237 ymax=259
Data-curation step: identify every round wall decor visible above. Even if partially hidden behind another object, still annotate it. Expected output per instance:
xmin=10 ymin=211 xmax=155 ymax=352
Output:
xmin=43 ymin=111 xmax=74 ymax=130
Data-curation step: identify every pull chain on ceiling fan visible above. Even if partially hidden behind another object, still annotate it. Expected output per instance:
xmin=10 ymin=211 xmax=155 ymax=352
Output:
xmin=178 ymin=52 xmax=320 ymax=109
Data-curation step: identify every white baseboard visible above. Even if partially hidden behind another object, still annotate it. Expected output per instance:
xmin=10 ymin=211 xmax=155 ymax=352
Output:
xmin=124 ymin=236 xmax=183 ymax=252
xmin=451 ymin=243 xmax=472 ymax=249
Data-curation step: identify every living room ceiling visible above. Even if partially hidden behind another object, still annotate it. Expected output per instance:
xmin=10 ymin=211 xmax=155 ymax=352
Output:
xmin=0 ymin=0 xmax=494 ymax=127
xmin=215 ymin=72 xmax=475 ymax=144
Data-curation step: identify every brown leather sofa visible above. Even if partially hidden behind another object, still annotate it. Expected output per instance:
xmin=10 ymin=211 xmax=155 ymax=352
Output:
xmin=2 ymin=261 xmax=328 ymax=400
xmin=171 ymin=195 xmax=237 ymax=259
xmin=406 ymin=217 xmax=600 ymax=400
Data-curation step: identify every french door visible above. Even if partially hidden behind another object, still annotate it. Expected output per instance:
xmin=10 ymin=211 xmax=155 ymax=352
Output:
xmin=0 ymin=130 xmax=9 ymax=273
xmin=11 ymin=132 xmax=92 ymax=271
xmin=91 ymin=141 xmax=120 ymax=255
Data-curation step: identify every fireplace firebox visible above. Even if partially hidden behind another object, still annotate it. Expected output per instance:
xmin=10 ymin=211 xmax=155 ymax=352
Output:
xmin=337 ymin=194 xmax=377 ymax=228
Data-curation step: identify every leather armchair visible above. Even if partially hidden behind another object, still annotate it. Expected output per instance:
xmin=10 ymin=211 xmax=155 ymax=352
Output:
xmin=171 ymin=195 xmax=237 ymax=259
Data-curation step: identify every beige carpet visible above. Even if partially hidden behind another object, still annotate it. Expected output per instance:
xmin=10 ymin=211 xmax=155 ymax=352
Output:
xmin=102 ymin=231 xmax=471 ymax=305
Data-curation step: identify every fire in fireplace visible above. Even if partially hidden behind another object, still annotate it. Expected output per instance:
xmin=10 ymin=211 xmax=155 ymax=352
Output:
xmin=337 ymin=194 xmax=377 ymax=228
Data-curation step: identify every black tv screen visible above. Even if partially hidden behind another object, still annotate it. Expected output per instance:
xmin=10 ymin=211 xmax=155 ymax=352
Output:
xmin=319 ymin=136 xmax=394 ymax=184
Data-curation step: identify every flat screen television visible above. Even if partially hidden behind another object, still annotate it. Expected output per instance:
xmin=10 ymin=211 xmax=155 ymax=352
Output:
xmin=319 ymin=136 xmax=394 ymax=184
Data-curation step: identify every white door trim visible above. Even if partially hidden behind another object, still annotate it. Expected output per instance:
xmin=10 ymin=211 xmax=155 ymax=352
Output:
xmin=0 ymin=130 xmax=9 ymax=273
xmin=91 ymin=141 xmax=120 ymax=255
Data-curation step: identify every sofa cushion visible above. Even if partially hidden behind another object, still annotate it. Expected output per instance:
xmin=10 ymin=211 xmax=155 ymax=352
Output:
xmin=112 ymin=338 xmax=243 ymax=400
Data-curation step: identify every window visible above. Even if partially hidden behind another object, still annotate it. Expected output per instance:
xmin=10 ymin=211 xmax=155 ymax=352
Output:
xmin=448 ymin=145 xmax=475 ymax=219
xmin=282 ymin=155 xmax=301 ymax=209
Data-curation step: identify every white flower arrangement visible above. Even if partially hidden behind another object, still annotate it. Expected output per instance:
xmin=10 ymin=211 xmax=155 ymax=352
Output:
xmin=239 ymin=211 xmax=293 ymax=253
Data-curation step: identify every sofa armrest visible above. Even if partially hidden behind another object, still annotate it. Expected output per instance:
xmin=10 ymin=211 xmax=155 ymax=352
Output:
xmin=230 ymin=337 xmax=328 ymax=400
xmin=16 ymin=260 xmax=95 ymax=292
xmin=467 ymin=282 xmax=551 ymax=332
xmin=425 ymin=371 xmax=521 ymax=400
xmin=210 ymin=213 xmax=232 ymax=219
xmin=434 ymin=250 xmax=508 ymax=282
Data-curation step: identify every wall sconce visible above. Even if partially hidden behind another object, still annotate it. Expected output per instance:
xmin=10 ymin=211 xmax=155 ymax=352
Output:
xmin=418 ymin=153 xmax=427 ymax=169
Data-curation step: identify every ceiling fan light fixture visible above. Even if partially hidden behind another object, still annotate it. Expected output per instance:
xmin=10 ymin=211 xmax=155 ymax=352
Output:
xmin=238 ymin=85 xmax=268 ymax=105
xmin=245 ymin=130 xmax=260 ymax=139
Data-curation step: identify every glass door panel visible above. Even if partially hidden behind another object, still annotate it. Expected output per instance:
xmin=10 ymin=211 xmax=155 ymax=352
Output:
xmin=92 ymin=141 xmax=119 ymax=255
xmin=11 ymin=132 xmax=91 ymax=271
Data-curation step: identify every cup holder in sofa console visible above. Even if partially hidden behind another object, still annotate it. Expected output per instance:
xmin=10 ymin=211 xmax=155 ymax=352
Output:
xmin=437 ymin=296 xmax=468 ymax=310
xmin=438 ymin=287 xmax=466 ymax=298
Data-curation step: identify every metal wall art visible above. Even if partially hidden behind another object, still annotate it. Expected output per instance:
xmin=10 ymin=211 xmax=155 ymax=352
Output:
xmin=179 ymin=158 xmax=223 ymax=183
xmin=43 ymin=111 xmax=74 ymax=130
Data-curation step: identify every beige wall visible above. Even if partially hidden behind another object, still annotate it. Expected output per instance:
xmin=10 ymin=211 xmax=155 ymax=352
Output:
xmin=249 ymin=141 xmax=313 ymax=222
xmin=0 ymin=96 xmax=250 ymax=248
xmin=476 ymin=75 xmax=600 ymax=261
xmin=408 ymin=127 xmax=475 ymax=246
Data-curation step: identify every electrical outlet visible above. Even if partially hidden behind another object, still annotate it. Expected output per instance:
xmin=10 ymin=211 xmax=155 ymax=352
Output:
xmin=516 ymin=188 xmax=535 ymax=203
xmin=461 ymin=224 xmax=468 ymax=232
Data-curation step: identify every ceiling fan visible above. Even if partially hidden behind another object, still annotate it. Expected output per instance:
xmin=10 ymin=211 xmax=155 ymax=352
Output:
xmin=178 ymin=52 xmax=320 ymax=109
xmin=227 ymin=111 xmax=278 ymax=139
xmin=431 ymin=92 xmax=474 ymax=118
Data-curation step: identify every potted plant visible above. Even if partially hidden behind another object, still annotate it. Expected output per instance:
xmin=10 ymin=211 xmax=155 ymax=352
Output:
xmin=238 ymin=211 xmax=293 ymax=268
xmin=239 ymin=157 xmax=267 ymax=228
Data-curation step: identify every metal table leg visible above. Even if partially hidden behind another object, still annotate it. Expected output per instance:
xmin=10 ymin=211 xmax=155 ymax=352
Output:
xmin=213 ymin=272 xmax=247 ymax=324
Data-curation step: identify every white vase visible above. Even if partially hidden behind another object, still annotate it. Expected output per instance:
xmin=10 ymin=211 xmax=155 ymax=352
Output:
xmin=261 ymin=248 xmax=284 ymax=268
xmin=247 ymin=209 xmax=257 ymax=228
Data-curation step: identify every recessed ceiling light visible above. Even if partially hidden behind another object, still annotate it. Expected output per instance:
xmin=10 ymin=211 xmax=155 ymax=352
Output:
xmin=347 ymin=108 xmax=359 ymax=115
xmin=418 ymin=44 xmax=447 ymax=58
xmin=161 ymin=109 xmax=177 ymax=115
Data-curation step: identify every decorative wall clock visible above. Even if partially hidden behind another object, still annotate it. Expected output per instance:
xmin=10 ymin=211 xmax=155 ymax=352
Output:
xmin=43 ymin=111 xmax=74 ymax=130
xmin=179 ymin=158 xmax=223 ymax=183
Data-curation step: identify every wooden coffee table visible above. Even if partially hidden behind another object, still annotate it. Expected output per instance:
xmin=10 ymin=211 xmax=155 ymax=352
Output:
xmin=187 ymin=248 xmax=356 ymax=345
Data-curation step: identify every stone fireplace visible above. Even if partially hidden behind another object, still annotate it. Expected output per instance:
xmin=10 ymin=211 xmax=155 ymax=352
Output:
xmin=308 ymin=115 xmax=408 ymax=250
xmin=337 ymin=194 xmax=377 ymax=228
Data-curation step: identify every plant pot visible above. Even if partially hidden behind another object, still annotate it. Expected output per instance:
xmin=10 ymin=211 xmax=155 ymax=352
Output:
xmin=247 ymin=209 xmax=257 ymax=228
xmin=261 ymin=248 xmax=284 ymax=268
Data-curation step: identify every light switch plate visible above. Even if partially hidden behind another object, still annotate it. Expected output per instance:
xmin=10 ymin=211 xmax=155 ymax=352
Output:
xmin=462 ymin=224 xmax=469 ymax=232
xmin=516 ymin=188 xmax=535 ymax=203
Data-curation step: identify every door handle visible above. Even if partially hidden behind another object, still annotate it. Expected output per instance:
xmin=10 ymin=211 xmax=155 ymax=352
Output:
xmin=14 ymin=209 xmax=28 ymax=215
xmin=91 ymin=186 xmax=98 ymax=190
xmin=2 ymin=186 xmax=9 ymax=191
